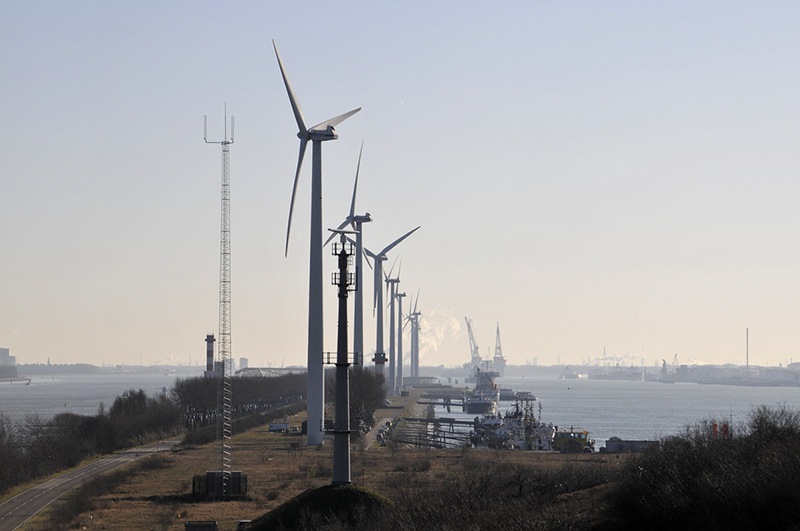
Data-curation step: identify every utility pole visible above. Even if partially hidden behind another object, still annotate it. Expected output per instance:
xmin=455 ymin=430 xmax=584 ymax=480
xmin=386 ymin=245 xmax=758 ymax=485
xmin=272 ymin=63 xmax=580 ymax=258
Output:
xmin=205 ymin=105 xmax=234 ymax=494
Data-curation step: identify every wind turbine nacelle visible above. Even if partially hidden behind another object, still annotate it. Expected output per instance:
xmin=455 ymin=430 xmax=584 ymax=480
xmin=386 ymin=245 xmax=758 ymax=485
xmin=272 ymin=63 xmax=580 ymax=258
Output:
xmin=308 ymin=125 xmax=338 ymax=141
xmin=354 ymin=213 xmax=372 ymax=223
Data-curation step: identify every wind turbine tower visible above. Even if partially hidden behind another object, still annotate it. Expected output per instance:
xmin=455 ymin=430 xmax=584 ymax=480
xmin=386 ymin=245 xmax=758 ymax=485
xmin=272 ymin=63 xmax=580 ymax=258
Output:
xmin=205 ymin=106 xmax=234 ymax=493
xmin=274 ymin=41 xmax=360 ymax=446
xmin=385 ymin=263 xmax=400 ymax=394
xmin=365 ymin=227 xmax=419 ymax=381
xmin=395 ymin=290 xmax=406 ymax=391
xmin=408 ymin=292 xmax=422 ymax=378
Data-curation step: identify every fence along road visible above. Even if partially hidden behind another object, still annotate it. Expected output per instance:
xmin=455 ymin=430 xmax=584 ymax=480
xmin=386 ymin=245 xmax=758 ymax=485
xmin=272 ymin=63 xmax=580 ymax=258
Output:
xmin=0 ymin=437 xmax=180 ymax=530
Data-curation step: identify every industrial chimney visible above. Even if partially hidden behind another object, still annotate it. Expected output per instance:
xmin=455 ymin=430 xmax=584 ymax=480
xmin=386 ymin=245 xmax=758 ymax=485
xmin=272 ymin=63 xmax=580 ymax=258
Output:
xmin=205 ymin=334 xmax=215 ymax=378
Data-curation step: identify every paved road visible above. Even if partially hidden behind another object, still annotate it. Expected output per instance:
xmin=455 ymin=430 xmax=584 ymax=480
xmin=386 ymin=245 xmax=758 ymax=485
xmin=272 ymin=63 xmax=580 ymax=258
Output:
xmin=361 ymin=417 xmax=393 ymax=449
xmin=0 ymin=438 xmax=180 ymax=531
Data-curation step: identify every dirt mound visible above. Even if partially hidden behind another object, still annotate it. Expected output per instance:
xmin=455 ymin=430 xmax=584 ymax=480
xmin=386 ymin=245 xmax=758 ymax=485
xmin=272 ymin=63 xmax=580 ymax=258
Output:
xmin=244 ymin=483 xmax=395 ymax=530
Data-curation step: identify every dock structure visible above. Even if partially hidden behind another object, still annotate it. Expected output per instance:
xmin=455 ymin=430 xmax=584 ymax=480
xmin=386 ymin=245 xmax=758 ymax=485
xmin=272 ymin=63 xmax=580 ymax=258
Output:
xmin=391 ymin=417 xmax=471 ymax=449
xmin=235 ymin=367 xmax=307 ymax=377
xmin=402 ymin=417 xmax=476 ymax=430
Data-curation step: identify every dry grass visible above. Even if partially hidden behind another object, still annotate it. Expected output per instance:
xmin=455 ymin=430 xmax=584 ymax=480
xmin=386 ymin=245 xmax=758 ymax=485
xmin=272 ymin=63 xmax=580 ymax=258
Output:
xmin=25 ymin=399 xmax=625 ymax=531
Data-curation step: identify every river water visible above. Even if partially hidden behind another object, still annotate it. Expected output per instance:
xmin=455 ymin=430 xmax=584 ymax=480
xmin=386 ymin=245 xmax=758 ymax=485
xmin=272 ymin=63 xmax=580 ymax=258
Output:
xmin=0 ymin=371 xmax=201 ymax=423
xmin=434 ymin=375 xmax=800 ymax=448
xmin=4 ymin=371 xmax=800 ymax=449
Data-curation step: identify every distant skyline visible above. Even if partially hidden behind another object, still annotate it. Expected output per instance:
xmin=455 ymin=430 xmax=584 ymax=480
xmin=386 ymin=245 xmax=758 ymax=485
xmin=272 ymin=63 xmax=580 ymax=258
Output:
xmin=3 ymin=2 xmax=800 ymax=369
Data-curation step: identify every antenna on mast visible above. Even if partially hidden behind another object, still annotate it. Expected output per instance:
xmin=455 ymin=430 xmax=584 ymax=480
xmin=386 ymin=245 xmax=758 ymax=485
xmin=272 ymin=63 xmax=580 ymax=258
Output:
xmin=205 ymin=103 xmax=234 ymax=146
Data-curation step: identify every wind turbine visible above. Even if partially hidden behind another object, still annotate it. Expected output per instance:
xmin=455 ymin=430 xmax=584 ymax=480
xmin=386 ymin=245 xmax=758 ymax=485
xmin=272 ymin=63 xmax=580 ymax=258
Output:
xmin=364 ymin=227 xmax=420 ymax=381
xmin=384 ymin=259 xmax=401 ymax=395
xmin=274 ymin=40 xmax=361 ymax=446
xmin=324 ymin=143 xmax=371 ymax=362
xmin=407 ymin=289 xmax=422 ymax=378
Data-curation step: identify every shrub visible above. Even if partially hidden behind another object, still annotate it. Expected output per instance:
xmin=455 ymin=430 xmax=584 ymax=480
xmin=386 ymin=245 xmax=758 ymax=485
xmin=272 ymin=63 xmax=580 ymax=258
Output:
xmin=610 ymin=405 xmax=800 ymax=530
xmin=369 ymin=458 xmax=616 ymax=531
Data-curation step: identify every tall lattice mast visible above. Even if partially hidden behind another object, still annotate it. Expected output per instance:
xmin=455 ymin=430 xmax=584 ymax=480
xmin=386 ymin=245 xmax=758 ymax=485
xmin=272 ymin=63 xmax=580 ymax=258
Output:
xmin=205 ymin=105 xmax=234 ymax=494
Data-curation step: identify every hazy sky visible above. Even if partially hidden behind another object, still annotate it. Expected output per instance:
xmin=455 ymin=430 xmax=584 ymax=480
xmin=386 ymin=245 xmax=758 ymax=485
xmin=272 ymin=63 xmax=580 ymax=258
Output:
xmin=3 ymin=2 xmax=800 ymax=369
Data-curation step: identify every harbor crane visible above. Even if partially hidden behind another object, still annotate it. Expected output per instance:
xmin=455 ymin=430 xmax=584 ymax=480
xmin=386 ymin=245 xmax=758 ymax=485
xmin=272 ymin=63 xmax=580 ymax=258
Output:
xmin=464 ymin=317 xmax=482 ymax=369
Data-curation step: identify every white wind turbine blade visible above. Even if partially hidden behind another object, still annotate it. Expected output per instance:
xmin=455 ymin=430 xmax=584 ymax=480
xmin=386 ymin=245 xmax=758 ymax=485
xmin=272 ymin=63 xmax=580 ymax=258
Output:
xmin=372 ymin=261 xmax=381 ymax=316
xmin=386 ymin=255 xmax=399 ymax=279
xmin=273 ymin=40 xmax=310 ymax=257
xmin=379 ymin=226 xmax=421 ymax=256
xmin=310 ymin=108 xmax=361 ymax=132
xmin=323 ymin=217 xmax=351 ymax=247
xmin=364 ymin=247 xmax=379 ymax=314
xmin=383 ymin=255 xmax=398 ymax=308
xmin=413 ymin=287 xmax=420 ymax=314
xmin=324 ymin=142 xmax=364 ymax=247
xmin=362 ymin=247 xmax=374 ymax=270
xmin=384 ymin=269 xmax=398 ymax=310
xmin=349 ymin=141 xmax=364 ymax=221
xmin=402 ymin=310 xmax=411 ymax=330
xmin=285 ymin=138 xmax=308 ymax=256
xmin=272 ymin=40 xmax=307 ymax=135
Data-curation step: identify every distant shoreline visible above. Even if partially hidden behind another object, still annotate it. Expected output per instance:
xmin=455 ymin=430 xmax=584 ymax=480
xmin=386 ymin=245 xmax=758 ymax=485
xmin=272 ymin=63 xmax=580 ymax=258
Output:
xmin=0 ymin=377 xmax=31 ymax=384
xmin=15 ymin=364 xmax=203 ymax=379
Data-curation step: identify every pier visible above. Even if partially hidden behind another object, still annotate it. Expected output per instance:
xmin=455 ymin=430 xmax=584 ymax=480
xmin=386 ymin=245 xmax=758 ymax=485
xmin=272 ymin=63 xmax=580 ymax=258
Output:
xmin=391 ymin=417 xmax=471 ymax=449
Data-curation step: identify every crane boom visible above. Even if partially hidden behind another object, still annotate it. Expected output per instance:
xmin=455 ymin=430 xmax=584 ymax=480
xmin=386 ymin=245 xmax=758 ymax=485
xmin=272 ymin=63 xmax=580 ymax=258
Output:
xmin=464 ymin=316 xmax=482 ymax=366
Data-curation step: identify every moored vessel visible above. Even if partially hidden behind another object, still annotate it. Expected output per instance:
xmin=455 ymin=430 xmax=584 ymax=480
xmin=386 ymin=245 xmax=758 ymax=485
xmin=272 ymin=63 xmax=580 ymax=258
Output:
xmin=462 ymin=365 xmax=499 ymax=414
xmin=469 ymin=399 xmax=556 ymax=451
